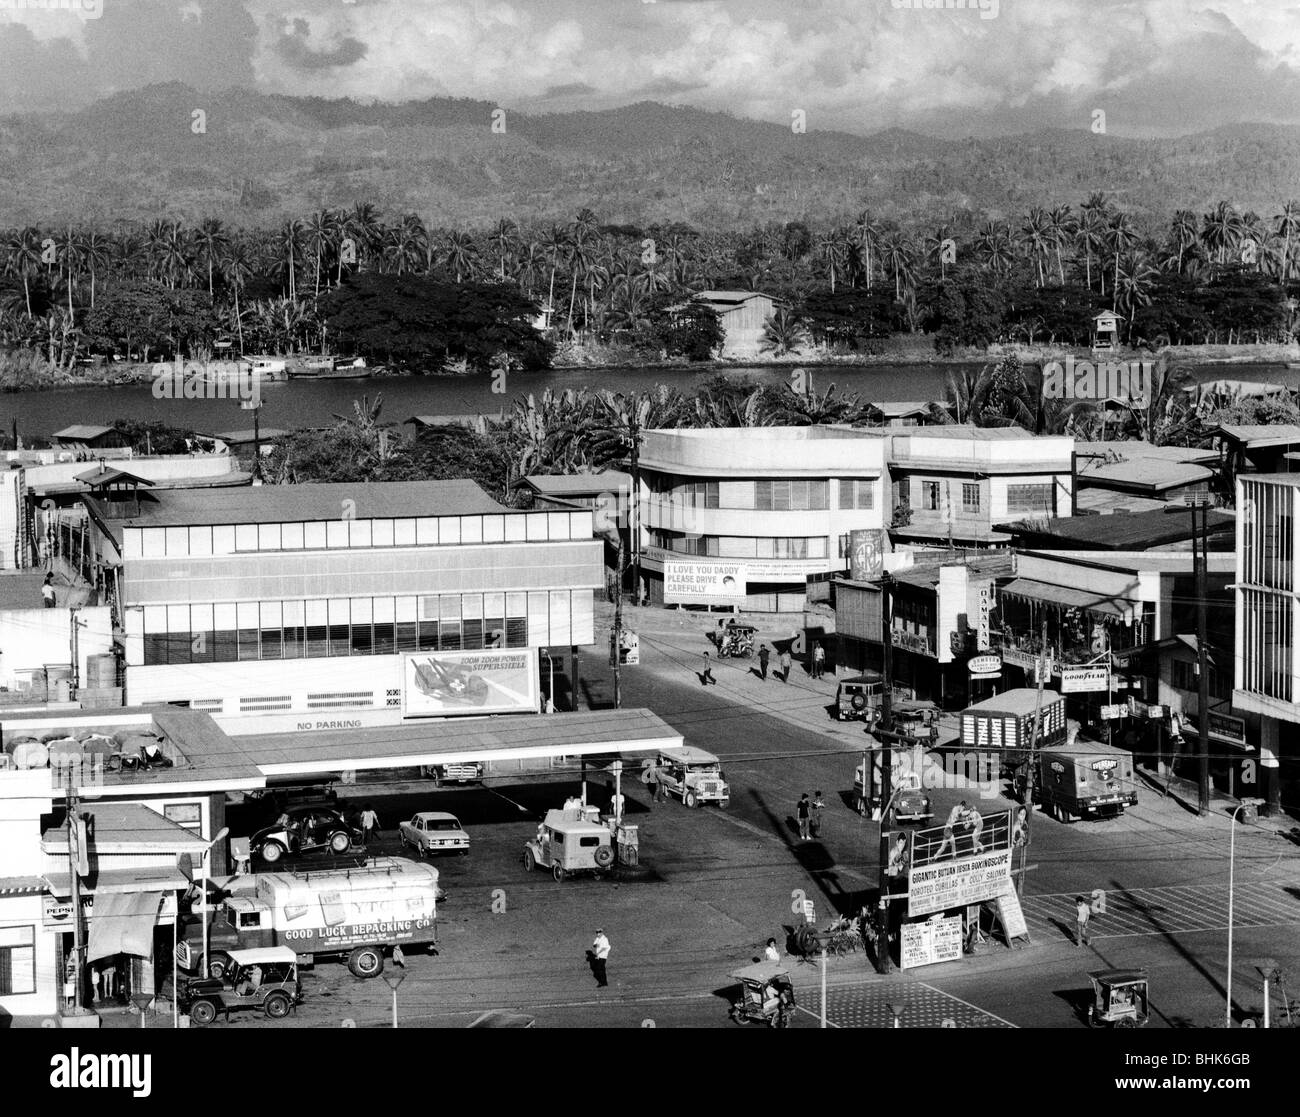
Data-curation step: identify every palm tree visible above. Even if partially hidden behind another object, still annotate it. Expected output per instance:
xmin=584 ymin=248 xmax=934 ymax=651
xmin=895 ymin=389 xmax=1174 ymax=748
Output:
xmin=220 ymin=240 xmax=255 ymax=352
xmin=761 ymin=380 xmax=865 ymax=425
xmin=1047 ymin=205 xmax=1074 ymax=286
xmin=540 ymin=224 xmax=569 ymax=316
xmin=974 ymin=221 xmax=1014 ymax=276
xmin=1114 ymin=253 xmax=1159 ymax=339
xmin=441 ymin=230 xmax=479 ymax=284
xmin=489 ymin=218 xmax=518 ymax=280
xmin=1125 ymin=359 xmax=1195 ymax=446
xmin=815 ymin=229 xmax=844 ymax=293
xmin=55 ymin=226 xmax=80 ymax=317
xmin=1200 ymin=201 xmax=1243 ymax=267
xmin=1105 ymin=212 xmax=1140 ymax=297
xmin=342 ymin=202 xmax=383 ymax=281
xmin=1167 ymin=210 xmax=1199 ymax=275
xmin=1078 ymin=194 xmax=1112 ymax=291
xmin=193 ymin=218 xmax=229 ymax=298
xmin=303 ymin=209 xmax=337 ymax=296
xmin=854 ymin=211 xmax=880 ymax=292
xmin=276 ymin=218 xmax=305 ymax=300
xmin=1275 ymin=201 xmax=1300 ymax=283
xmin=1021 ymin=208 xmax=1052 ymax=288
xmin=3 ymin=227 xmax=44 ymax=316
xmin=760 ymin=308 xmax=807 ymax=355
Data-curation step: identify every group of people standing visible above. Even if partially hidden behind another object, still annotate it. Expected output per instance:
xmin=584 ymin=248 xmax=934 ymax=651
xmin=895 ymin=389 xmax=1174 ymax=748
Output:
xmin=795 ymin=791 xmax=826 ymax=840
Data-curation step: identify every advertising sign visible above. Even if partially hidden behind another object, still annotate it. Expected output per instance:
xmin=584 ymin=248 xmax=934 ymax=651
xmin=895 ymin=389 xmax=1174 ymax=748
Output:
xmin=849 ymin=528 xmax=886 ymax=581
xmin=663 ymin=561 xmax=746 ymax=602
xmin=900 ymin=915 xmax=963 ymax=969
xmin=908 ymin=849 xmax=1013 ymax=917
xmin=994 ymin=891 xmax=1029 ymax=940
xmin=403 ymin=649 xmax=539 ymax=717
xmin=1059 ymin=665 xmax=1110 ymax=693
xmin=1099 ymin=704 xmax=1127 ymax=720
xmin=967 ymin=655 xmax=1002 ymax=675
xmin=43 ymin=896 xmax=94 ymax=927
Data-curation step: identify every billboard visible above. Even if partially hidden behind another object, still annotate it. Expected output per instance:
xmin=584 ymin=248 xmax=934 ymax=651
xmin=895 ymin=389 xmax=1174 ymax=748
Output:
xmin=900 ymin=915 xmax=963 ymax=969
xmin=908 ymin=850 xmax=1013 ymax=917
xmin=664 ymin=561 xmax=746 ymax=602
xmin=403 ymin=649 xmax=539 ymax=717
xmin=848 ymin=528 xmax=885 ymax=581
xmin=1059 ymin=665 xmax=1109 ymax=693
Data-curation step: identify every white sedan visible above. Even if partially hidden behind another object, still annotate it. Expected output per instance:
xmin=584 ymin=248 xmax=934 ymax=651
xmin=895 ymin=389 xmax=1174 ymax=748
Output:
xmin=400 ymin=811 xmax=471 ymax=856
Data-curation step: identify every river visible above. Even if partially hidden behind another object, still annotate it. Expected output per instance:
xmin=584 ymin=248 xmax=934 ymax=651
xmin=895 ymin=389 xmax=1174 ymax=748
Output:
xmin=4 ymin=360 xmax=1298 ymax=438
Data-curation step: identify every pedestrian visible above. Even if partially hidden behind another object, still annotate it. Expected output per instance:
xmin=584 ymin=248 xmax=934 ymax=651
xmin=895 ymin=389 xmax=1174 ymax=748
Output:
xmin=392 ymin=944 xmax=406 ymax=968
xmin=764 ymin=937 xmax=780 ymax=962
xmin=779 ymin=648 xmax=792 ymax=683
xmin=591 ymin=927 xmax=611 ymax=988
xmin=1075 ymin=895 xmax=1091 ymax=947
xmin=758 ymin=644 xmax=770 ymax=680
xmin=812 ymin=642 xmax=825 ymax=679
xmin=810 ymin=790 xmax=826 ymax=838
xmin=610 ymin=789 xmax=625 ymax=821
xmin=41 ymin=573 xmax=56 ymax=609
xmin=701 ymin=651 xmax=716 ymax=686
xmin=796 ymin=792 xmax=811 ymax=840
xmin=933 ymin=801 xmax=968 ymax=859
xmin=653 ymin=763 xmax=667 ymax=803
xmin=359 ymin=803 xmax=380 ymax=845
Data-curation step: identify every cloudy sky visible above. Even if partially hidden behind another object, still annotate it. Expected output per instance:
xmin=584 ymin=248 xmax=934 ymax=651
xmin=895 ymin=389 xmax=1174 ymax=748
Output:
xmin=1 ymin=0 xmax=1298 ymax=137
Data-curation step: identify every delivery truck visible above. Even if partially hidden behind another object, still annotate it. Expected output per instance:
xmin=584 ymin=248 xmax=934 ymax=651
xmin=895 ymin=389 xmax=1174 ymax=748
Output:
xmin=178 ymin=857 xmax=439 ymax=980
xmin=1036 ymin=737 xmax=1138 ymax=821
xmin=958 ymin=688 xmax=1068 ymax=770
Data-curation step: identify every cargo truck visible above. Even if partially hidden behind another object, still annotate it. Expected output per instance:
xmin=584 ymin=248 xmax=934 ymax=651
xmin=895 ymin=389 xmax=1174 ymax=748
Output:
xmin=1036 ymin=737 xmax=1138 ymax=821
xmin=178 ymin=857 xmax=439 ymax=981
xmin=957 ymin=688 xmax=1068 ymax=772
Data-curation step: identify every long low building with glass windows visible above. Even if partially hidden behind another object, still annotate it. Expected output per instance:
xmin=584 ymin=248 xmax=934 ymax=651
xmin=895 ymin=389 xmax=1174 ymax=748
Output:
xmin=82 ymin=481 xmax=603 ymax=724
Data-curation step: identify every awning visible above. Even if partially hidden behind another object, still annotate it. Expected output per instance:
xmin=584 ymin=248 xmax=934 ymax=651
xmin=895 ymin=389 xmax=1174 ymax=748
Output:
xmin=1000 ymin=578 xmax=1132 ymax=619
xmin=86 ymin=891 xmax=164 ymax=962
xmin=43 ymin=866 xmax=192 ymax=898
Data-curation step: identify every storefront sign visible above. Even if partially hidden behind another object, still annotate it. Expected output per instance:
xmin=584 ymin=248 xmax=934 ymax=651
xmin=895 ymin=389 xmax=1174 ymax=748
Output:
xmin=403 ymin=649 xmax=539 ymax=718
xmin=977 ymin=586 xmax=992 ymax=652
xmin=908 ymin=850 xmax=1013 ymax=917
xmin=1209 ymin=712 xmax=1247 ymax=745
xmin=892 ymin=629 xmax=933 ymax=657
xmin=1099 ymin=704 xmax=1127 ymax=720
xmin=1000 ymin=646 xmax=1039 ymax=672
xmin=1059 ymin=665 xmax=1110 ymax=693
xmin=900 ymin=915 xmax=963 ymax=969
xmin=663 ymin=561 xmax=746 ymax=602
xmin=44 ymin=896 xmax=94 ymax=927
xmin=967 ymin=655 xmax=1002 ymax=675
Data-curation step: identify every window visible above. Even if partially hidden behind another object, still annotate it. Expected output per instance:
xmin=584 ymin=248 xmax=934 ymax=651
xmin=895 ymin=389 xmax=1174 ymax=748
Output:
xmin=1006 ymin=483 xmax=1055 ymax=515
xmin=0 ymin=925 xmax=35 ymax=996
xmin=962 ymin=483 xmax=981 ymax=513
xmin=922 ymin=482 xmax=941 ymax=511
xmin=838 ymin=480 xmax=875 ymax=510
xmin=755 ymin=480 xmax=828 ymax=511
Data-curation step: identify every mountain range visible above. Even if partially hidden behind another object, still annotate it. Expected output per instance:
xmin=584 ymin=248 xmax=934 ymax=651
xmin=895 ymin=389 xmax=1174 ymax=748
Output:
xmin=3 ymin=84 xmax=1299 ymax=232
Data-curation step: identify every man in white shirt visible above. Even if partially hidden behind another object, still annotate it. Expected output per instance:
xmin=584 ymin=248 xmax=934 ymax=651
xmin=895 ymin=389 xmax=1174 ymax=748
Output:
xmin=591 ymin=928 xmax=611 ymax=988
xmin=764 ymin=937 xmax=780 ymax=962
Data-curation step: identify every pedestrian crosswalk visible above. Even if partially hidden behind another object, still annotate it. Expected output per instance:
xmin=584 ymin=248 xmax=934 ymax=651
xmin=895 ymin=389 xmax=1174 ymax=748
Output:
xmin=806 ymin=981 xmax=1015 ymax=1028
xmin=1021 ymin=879 xmax=1300 ymax=942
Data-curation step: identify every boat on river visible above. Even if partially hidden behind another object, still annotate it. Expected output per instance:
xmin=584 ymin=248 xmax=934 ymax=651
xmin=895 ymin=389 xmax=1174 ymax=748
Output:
xmin=288 ymin=355 xmax=371 ymax=380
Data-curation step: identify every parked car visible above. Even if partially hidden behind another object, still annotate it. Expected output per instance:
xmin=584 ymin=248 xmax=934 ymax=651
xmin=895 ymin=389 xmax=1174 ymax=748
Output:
xmin=400 ymin=811 xmax=471 ymax=856
xmin=655 ymin=746 xmax=729 ymax=808
xmin=250 ymin=807 xmax=364 ymax=863
xmin=523 ymin=805 xmax=615 ymax=881
xmin=179 ymin=946 xmax=302 ymax=1025
xmin=419 ymin=761 xmax=484 ymax=786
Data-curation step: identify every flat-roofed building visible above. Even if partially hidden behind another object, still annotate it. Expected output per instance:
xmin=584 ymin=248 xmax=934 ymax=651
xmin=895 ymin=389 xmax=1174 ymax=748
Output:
xmin=638 ymin=426 xmax=887 ymax=612
xmin=888 ymin=426 xmax=1074 ymax=548
xmin=82 ymin=481 xmax=603 ymax=720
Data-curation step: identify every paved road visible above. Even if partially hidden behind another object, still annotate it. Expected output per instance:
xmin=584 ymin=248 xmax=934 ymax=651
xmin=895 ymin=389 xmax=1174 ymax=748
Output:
xmin=195 ymin=606 xmax=1300 ymax=1030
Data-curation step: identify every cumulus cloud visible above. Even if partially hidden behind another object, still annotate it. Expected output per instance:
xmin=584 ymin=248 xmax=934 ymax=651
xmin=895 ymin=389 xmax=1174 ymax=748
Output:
xmin=0 ymin=0 xmax=1297 ymax=136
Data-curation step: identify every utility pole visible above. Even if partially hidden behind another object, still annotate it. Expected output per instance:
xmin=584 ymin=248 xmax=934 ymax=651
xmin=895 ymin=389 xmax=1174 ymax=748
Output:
xmin=66 ymin=770 xmax=85 ymax=1013
xmin=612 ymin=538 xmax=624 ymax=710
xmin=629 ymin=423 xmax=642 ymax=607
xmin=876 ymin=572 xmax=895 ymax=975
xmin=1019 ymin=619 xmax=1048 ymax=897
xmin=1194 ymin=500 xmax=1211 ymax=816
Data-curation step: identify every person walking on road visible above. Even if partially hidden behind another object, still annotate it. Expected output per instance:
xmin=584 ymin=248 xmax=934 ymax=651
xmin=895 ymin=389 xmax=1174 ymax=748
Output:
xmin=359 ymin=803 xmax=380 ymax=846
xmin=812 ymin=642 xmax=825 ymax=679
xmin=1075 ymin=896 xmax=1091 ymax=947
xmin=810 ymin=790 xmax=826 ymax=838
xmin=758 ymin=644 xmax=770 ymax=680
xmin=796 ymin=793 xmax=812 ymax=840
xmin=591 ymin=928 xmax=611 ymax=987
xmin=701 ymin=651 xmax=717 ymax=686
xmin=41 ymin=573 xmax=56 ymax=609
xmin=779 ymin=648 xmax=792 ymax=683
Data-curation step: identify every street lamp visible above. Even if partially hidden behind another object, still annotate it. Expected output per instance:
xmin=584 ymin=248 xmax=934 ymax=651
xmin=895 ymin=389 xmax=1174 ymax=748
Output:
xmin=1226 ymin=798 xmax=1264 ymax=1028
xmin=200 ymin=826 xmax=230 ymax=979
